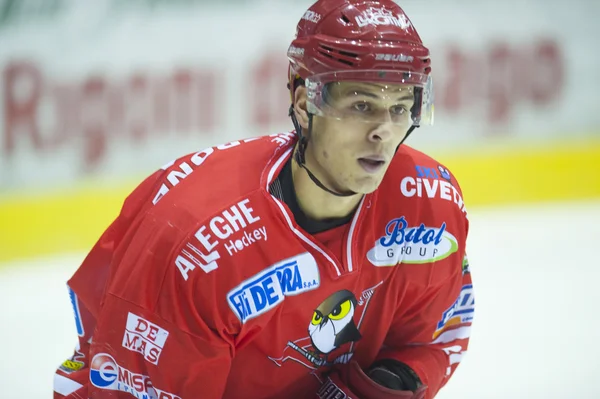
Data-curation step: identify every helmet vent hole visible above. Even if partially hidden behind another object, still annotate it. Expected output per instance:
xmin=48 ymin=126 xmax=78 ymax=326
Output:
xmin=340 ymin=15 xmax=351 ymax=24
xmin=339 ymin=50 xmax=358 ymax=58
xmin=318 ymin=45 xmax=356 ymax=66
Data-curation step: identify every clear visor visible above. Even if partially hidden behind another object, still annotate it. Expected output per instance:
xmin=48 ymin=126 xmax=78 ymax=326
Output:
xmin=306 ymin=70 xmax=434 ymax=127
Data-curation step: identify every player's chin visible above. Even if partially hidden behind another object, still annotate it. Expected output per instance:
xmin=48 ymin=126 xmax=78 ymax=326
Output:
xmin=353 ymin=166 xmax=388 ymax=193
xmin=350 ymin=175 xmax=385 ymax=194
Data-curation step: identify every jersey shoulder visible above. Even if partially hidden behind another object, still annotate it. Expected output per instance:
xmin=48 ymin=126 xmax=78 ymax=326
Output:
xmin=152 ymin=132 xmax=296 ymax=213
xmin=367 ymin=145 xmax=469 ymax=285
xmin=381 ymin=144 xmax=468 ymax=218
xmin=385 ymin=144 xmax=463 ymax=191
xmin=107 ymin=132 xmax=299 ymax=335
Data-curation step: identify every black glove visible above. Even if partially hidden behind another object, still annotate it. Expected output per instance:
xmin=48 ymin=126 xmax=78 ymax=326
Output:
xmin=367 ymin=359 xmax=423 ymax=392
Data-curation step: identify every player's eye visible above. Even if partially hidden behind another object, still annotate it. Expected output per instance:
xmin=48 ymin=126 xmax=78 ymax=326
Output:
xmin=311 ymin=310 xmax=324 ymax=325
xmin=352 ymin=102 xmax=371 ymax=113
xmin=390 ymin=105 xmax=408 ymax=115
xmin=329 ymin=299 xmax=351 ymax=320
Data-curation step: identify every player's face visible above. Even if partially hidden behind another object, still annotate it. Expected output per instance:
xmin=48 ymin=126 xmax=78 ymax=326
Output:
xmin=306 ymin=82 xmax=415 ymax=194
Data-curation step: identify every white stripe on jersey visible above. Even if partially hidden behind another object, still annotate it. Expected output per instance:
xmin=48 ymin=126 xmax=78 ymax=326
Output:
xmin=54 ymin=373 xmax=83 ymax=396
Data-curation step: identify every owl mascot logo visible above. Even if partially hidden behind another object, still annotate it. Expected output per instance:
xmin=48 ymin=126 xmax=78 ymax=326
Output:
xmin=269 ymin=282 xmax=382 ymax=379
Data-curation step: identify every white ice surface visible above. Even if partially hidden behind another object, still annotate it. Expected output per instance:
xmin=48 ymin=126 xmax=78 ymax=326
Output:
xmin=1 ymin=201 xmax=599 ymax=399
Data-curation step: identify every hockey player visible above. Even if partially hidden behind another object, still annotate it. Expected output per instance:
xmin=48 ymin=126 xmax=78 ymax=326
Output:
xmin=53 ymin=1 xmax=474 ymax=398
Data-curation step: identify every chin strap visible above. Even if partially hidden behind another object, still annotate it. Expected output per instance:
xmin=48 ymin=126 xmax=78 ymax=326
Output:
xmin=401 ymin=125 xmax=417 ymax=145
xmin=289 ymin=105 xmax=357 ymax=198
xmin=395 ymin=125 xmax=418 ymax=154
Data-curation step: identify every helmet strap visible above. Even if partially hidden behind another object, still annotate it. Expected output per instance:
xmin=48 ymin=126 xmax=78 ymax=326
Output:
xmin=401 ymin=124 xmax=417 ymax=144
xmin=393 ymin=125 xmax=418 ymax=155
xmin=288 ymin=105 xmax=357 ymax=198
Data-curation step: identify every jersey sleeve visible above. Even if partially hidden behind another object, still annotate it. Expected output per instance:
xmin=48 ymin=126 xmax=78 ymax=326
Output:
xmin=53 ymin=152 xmax=216 ymax=398
xmin=53 ymin=169 xmax=167 ymax=398
xmin=376 ymin=226 xmax=473 ymax=398
xmin=54 ymin=271 xmax=235 ymax=399
xmin=82 ymin=207 xmax=238 ymax=399
xmin=54 ymin=163 xmax=243 ymax=398
xmin=66 ymin=168 xmax=168 ymax=317
xmin=87 ymin=291 xmax=234 ymax=398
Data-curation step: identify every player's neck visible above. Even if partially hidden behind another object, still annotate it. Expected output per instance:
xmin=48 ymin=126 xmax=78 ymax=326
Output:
xmin=291 ymin=153 xmax=362 ymax=221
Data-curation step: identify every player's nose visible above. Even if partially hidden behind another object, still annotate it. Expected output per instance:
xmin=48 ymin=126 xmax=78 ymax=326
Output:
xmin=367 ymin=122 xmax=394 ymax=143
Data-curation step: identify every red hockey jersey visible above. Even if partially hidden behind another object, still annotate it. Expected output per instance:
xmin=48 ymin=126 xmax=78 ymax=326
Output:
xmin=53 ymin=132 xmax=473 ymax=399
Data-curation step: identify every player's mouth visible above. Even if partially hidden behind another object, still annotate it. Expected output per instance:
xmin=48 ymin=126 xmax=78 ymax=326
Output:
xmin=358 ymin=156 xmax=386 ymax=173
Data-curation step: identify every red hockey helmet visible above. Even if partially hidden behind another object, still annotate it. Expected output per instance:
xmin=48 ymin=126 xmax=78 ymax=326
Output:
xmin=288 ymin=0 xmax=434 ymax=126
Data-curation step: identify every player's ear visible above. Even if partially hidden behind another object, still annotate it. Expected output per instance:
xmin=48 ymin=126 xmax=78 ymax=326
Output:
xmin=293 ymin=85 xmax=309 ymax=130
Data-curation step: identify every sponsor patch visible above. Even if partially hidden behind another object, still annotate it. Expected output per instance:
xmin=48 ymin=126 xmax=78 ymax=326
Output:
xmin=223 ymin=225 xmax=267 ymax=256
xmin=227 ymin=253 xmax=320 ymax=323
xmin=175 ymin=198 xmax=264 ymax=279
xmin=59 ymin=358 xmax=84 ymax=374
xmin=90 ymin=353 xmax=180 ymax=399
xmin=121 ymin=313 xmax=169 ymax=365
xmin=400 ymin=175 xmax=467 ymax=216
xmin=438 ymin=165 xmax=452 ymax=181
xmin=433 ymin=284 xmax=475 ymax=339
xmin=367 ymin=216 xmax=458 ymax=266
xmin=416 ymin=165 xmax=441 ymax=179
